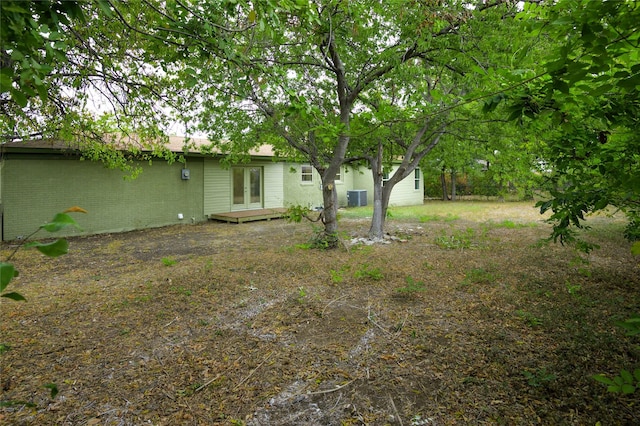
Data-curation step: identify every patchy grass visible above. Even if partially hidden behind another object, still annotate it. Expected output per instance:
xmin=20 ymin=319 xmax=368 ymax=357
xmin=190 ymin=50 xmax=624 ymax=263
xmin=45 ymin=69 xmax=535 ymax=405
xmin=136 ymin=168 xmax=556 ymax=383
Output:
xmin=1 ymin=201 xmax=639 ymax=425
xmin=340 ymin=200 xmax=505 ymax=221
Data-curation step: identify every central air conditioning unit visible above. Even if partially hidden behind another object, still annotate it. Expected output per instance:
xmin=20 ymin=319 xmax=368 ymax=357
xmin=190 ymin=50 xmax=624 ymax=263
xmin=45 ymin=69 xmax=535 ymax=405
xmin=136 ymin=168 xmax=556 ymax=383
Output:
xmin=347 ymin=190 xmax=367 ymax=207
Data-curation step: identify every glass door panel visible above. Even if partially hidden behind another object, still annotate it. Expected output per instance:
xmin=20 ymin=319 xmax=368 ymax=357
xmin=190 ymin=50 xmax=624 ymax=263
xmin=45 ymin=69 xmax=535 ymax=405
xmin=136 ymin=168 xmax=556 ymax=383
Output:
xmin=232 ymin=168 xmax=245 ymax=205
xmin=232 ymin=167 xmax=263 ymax=210
xmin=249 ymin=167 xmax=261 ymax=205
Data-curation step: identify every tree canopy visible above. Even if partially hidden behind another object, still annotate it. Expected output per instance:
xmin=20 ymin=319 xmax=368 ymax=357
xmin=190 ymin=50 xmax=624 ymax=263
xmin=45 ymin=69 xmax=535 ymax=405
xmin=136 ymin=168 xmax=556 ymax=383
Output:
xmin=1 ymin=0 xmax=191 ymax=174
xmin=161 ymin=0 xmax=532 ymax=241
xmin=487 ymin=0 xmax=640 ymax=250
xmin=2 ymin=0 xmax=639 ymax=248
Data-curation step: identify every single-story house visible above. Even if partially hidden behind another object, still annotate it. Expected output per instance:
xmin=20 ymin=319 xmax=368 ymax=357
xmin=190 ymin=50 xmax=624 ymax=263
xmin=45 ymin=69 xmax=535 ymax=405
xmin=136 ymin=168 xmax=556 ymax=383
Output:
xmin=0 ymin=137 xmax=424 ymax=241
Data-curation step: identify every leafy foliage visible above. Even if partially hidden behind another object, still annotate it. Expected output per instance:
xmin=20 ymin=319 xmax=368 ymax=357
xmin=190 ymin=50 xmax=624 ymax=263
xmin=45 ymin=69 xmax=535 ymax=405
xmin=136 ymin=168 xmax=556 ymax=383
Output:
xmin=593 ymin=369 xmax=640 ymax=395
xmin=1 ymin=0 xmax=183 ymax=175
xmin=1 ymin=208 xmax=85 ymax=301
xmin=491 ymin=0 xmax=640 ymax=249
xmin=615 ymin=316 xmax=640 ymax=337
xmin=285 ymin=205 xmax=314 ymax=224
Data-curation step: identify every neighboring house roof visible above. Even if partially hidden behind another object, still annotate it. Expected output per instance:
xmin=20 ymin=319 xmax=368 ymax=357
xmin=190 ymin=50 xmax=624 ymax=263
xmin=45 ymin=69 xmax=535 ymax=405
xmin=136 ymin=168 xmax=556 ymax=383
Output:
xmin=1 ymin=136 xmax=276 ymax=157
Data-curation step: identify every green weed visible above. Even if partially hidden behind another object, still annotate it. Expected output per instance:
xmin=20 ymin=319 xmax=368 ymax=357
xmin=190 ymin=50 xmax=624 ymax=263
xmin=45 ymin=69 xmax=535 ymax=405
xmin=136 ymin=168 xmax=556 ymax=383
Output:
xmin=523 ymin=368 xmax=557 ymax=387
xmin=422 ymin=261 xmax=435 ymax=270
xmin=593 ymin=369 xmax=640 ymax=394
xmin=516 ymin=310 xmax=543 ymax=327
xmin=162 ymin=256 xmax=177 ymax=266
xmin=615 ymin=315 xmax=640 ymax=336
xmin=396 ymin=276 xmax=427 ymax=295
xmin=354 ymin=264 xmax=384 ymax=281
xmin=170 ymin=286 xmax=192 ymax=296
xmin=565 ymin=281 xmax=582 ymax=295
xmin=0 ymin=343 xmax=11 ymax=354
xmin=462 ymin=268 xmax=498 ymax=286
xmin=434 ymin=227 xmax=479 ymax=250
xmin=297 ymin=286 xmax=307 ymax=303
xmin=419 ymin=213 xmax=459 ymax=223
xmin=330 ymin=265 xmax=350 ymax=284
xmin=488 ymin=219 xmax=537 ymax=229
xmin=204 ymin=259 xmax=214 ymax=272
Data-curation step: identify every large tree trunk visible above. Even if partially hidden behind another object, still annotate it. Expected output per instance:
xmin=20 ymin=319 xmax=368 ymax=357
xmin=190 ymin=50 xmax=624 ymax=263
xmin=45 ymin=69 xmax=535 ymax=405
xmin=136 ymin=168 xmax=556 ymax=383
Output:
xmin=369 ymin=181 xmax=394 ymax=240
xmin=368 ymin=142 xmax=385 ymax=239
xmin=368 ymin=142 xmax=394 ymax=239
xmin=321 ymin=178 xmax=339 ymax=236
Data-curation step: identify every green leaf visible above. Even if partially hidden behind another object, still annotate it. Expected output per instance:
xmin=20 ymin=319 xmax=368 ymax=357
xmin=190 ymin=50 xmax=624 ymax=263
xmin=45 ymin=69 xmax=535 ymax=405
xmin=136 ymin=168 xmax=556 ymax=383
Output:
xmin=553 ymin=79 xmax=570 ymax=94
xmin=0 ymin=70 xmax=12 ymax=92
xmin=27 ymin=239 xmax=69 ymax=257
xmin=621 ymin=384 xmax=636 ymax=394
xmin=40 ymin=213 xmax=81 ymax=232
xmin=632 ymin=241 xmax=640 ymax=256
xmin=0 ymin=400 xmax=36 ymax=408
xmin=10 ymin=88 xmax=28 ymax=107
xmin=592 ymin=374 xmax=616 ymax=386
xmin=1 ymin=3 xmax=28 ymax=13
xmin=620 ymin=369 xmax=634 ymax=384
xmin=43 ymin=383 xmax=59 ymax=399
xmin=589 ymin=84 xmax=613 ymax=97
xmin=507 ymin=107 xmax=523 ymax=122
xmin=1 ymin=292 xmax=26 ymax=302
xmin=10 ymin=49 xmax=25 ymax=61
xmin=618 ymin=73 xmax=640 ymax=90
xmin=0 ymin=263 xmax=18 ymax=292
xmin=36 ymin=81 xmax=48 ymax=102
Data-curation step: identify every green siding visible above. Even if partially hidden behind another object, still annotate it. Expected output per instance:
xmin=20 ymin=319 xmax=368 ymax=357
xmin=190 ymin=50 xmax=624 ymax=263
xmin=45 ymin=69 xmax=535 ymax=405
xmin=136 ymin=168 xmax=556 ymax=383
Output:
xmin=0 ymin=149 xmax=424 ymax=241
xmin=386 ymin=168 xmax=423 ymax=206
xmin=263 ymin=162 xmax=284 ymax=209
xmin=1 ymin=155 xmax=205 ymax=240
xmin=203 ymin=157 xmax=231 ymax=214
xmin=283 ymin=163 xmax=324 ymax=209
xmin=351 ymin=165 xmax=424 ymax=207
xmin=283 ymin=163 xmax=423 ymax=209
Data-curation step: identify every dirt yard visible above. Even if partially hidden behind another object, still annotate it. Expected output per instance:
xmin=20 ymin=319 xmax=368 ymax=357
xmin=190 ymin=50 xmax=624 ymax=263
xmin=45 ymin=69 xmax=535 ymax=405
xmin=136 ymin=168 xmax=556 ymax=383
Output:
xmin=1 ymin=202 xmax=639 ymax=425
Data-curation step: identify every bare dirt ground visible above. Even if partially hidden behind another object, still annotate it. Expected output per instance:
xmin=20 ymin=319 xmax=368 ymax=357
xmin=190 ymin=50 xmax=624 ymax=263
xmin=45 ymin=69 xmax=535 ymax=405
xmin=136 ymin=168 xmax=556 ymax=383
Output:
xmin=1 ymin=202 xmax=639 ymax=425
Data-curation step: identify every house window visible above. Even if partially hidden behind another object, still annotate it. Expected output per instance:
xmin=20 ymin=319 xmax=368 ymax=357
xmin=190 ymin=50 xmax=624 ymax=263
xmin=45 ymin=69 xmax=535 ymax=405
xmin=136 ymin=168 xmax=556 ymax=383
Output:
xmin=382 ymin=171 xmax=390 ymax=186
xmin=335 ymin=166 xmax=342 ymax=183
xmin=301 ymin=165 xmax=313 ymax=183
xmin=414 ymin=168 xmax=420 ymax=190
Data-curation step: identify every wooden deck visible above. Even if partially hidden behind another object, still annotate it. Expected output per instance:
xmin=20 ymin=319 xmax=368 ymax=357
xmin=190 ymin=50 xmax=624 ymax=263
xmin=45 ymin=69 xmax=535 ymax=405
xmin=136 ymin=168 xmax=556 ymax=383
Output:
xmin=209 ymin=208 xmax=288 ymax=224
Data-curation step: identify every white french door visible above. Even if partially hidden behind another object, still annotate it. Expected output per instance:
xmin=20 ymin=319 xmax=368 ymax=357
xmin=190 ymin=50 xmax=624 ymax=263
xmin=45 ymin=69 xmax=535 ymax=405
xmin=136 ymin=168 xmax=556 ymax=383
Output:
xmin=232 ymin=167 xmax=262 ymax=210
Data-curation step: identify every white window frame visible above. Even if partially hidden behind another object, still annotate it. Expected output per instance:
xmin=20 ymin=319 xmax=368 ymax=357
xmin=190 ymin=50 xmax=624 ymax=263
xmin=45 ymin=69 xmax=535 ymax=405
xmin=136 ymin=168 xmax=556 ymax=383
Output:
xmin=301 ymin=164 xmax=313 ymax=184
